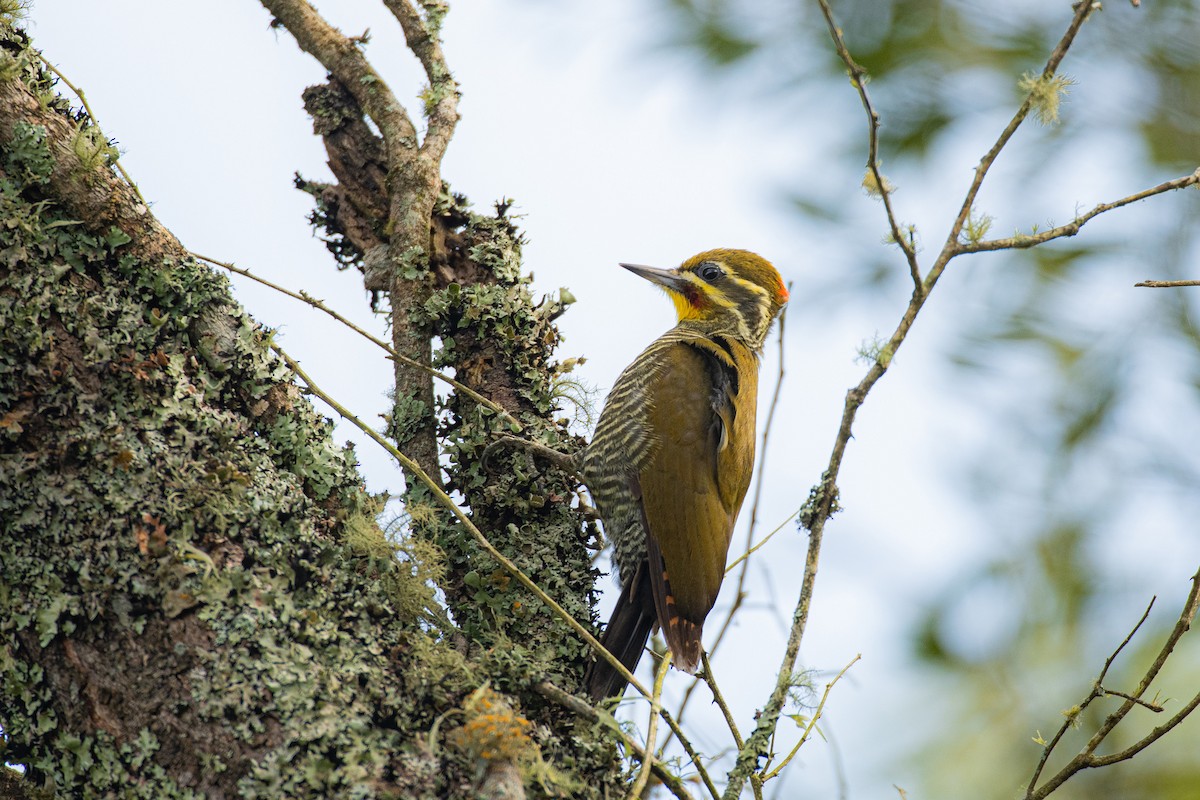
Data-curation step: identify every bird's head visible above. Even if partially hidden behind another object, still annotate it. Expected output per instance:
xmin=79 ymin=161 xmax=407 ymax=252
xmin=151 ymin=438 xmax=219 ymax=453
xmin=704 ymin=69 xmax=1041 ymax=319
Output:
xmin=620 ymin=249 xmax=789 ymax=348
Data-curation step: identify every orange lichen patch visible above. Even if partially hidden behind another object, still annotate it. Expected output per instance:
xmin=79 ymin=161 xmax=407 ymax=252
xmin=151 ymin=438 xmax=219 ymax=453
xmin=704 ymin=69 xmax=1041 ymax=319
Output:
xmin=116 ymin=349 xmax=170 ymax=381
xmin=133 ymin=512 xmax=167 ymax=556
xmin=0 ymin=408 xmax=31 ymax=432
xmin=447 ymin=686 xmax=536 ymax=764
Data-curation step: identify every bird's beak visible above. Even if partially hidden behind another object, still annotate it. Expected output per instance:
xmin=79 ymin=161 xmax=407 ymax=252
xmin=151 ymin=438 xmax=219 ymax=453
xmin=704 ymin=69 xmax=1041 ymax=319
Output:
xmin=620 ymin=263 xmax=689 ymax=292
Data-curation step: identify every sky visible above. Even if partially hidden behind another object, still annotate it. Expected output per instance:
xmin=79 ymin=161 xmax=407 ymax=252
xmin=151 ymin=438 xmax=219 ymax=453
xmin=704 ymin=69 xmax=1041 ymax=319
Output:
xmin=24 ymin=2 xmax=1199 ymax=797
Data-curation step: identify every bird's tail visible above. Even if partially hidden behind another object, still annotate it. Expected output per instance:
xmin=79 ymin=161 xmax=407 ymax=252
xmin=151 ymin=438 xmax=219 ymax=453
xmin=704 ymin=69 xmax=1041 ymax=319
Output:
xmin=585 ymin=568 xmax=655 ymax=702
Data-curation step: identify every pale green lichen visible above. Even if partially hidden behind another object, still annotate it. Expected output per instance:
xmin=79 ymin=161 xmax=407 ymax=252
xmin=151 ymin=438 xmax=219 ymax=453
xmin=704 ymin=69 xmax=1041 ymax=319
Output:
xmin=70 ymin=122 xmax=119 ymax=172
xmin=862 ymin=166 xmax=895 ymax=197
xmin=1019 ymin=71 xmax=1074 ymax=125
xmin=961 ymin=205 xmax=994 ymax=245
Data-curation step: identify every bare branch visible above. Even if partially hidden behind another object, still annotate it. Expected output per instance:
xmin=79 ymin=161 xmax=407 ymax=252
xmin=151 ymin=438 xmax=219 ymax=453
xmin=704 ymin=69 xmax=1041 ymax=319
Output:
xmin=940 ymin=0 xmax=1099 ymax=264
xmin=814 ymin=0 xmax=922 ymax=292
xmin=700 ymin=651 xmax=746 ymax=754
xmin=1026 ymin=596 xmax=1156 ymax=792
xmin=1098 ymin=598 xmax=1156 ymax=684
xmin=1101 ymin=689 xmax=1164 ymax=713
xmin=1136 ymin=279 xmax=1200 ymax=288
xmin=1025 ymin=571 xmax=1200 ymax=800
xmin=1087 ymin=691 xmax=1200 ymax=767
xmin=959 ymin=169 xmax=1200 ymax=254
xmin=1082 ymin=576 xmax=1198 ymax=752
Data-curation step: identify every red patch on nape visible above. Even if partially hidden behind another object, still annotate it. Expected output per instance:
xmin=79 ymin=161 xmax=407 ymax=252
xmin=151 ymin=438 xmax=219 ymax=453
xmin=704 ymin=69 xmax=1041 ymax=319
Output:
xmin=776 ymin=276 xmax=789 ymax=302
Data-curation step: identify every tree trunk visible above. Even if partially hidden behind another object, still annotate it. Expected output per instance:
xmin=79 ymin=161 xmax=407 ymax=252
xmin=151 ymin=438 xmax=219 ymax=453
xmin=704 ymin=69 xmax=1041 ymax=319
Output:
xmin=0 ymin=20 xmax=621 ymax=800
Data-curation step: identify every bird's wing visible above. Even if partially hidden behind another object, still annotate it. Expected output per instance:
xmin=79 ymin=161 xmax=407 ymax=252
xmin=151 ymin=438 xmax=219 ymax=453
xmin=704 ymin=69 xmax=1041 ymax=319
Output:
xmin=637 ymin=337 xmax=758 ymax=671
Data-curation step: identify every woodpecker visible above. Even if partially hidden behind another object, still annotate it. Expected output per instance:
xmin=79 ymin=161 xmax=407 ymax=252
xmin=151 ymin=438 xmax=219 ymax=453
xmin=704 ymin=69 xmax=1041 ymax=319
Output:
xmin=582 ymin=249 xmax=788 ymax=700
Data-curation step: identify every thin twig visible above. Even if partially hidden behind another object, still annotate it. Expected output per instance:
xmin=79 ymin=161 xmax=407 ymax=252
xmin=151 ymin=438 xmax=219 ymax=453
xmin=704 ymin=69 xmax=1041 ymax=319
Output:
xmin=34 ymin=53 xmax=147 ymax=208
xmin=699 ymin=651 xmax=759 ymax=800
xmin=272 ymin=343 xmax=720 ymax=799
xmin=193 ymin=250 xmax=524 ymax=431
xmin=662 ymin=705 xmax=721 ymax=800
xmin=532 ymin=681 xmax=696 ymax=800
xmin=629 ymin=654 xmax=672 ymax=800
xmin=701 ymin=652 xmax=745 ymax=752
xmin=1087 ymin=690 xmax=1200 ymax=767
xmin=1101 ymin=689 xmax=1164 ymax=713
xmin=814 ymin=0 xmax=921 ymax=292
xmin=960 ymin=170 xmax=1200 ymax=254
xmin=1096 ymin=598 xmax=1156 ymax=685
xmin=761 ymin=654 xmax=860 ymax=781
xmin=1025 ymin=571 xmax=1200 ymax=800
xmin=724 ymin=510 xmax=801 ymax=577
xmin=722 ymin=5 xmax=1104 ymax=797
xmin=1136 ymin=279 xmax=1200 ymax=288
xmin=535 ymin=681 xmax=696 ymax=800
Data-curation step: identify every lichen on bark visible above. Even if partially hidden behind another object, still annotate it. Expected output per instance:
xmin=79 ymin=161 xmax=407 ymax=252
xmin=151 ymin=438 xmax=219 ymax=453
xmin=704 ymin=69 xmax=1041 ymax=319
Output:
xmin=0 ymin=110 xmax=486 ymax=798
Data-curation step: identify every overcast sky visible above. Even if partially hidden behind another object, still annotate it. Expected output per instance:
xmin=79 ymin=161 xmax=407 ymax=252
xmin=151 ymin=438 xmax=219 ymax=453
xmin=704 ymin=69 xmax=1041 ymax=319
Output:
xmin=25 ymin=3 xmax=1198 ymax=796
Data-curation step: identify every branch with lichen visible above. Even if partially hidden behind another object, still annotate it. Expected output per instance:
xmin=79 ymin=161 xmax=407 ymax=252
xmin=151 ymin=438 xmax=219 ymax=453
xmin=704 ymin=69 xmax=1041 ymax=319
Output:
xmin=0 ymin=14 xmax=621 ymax=797
xmin=32 ymin=51 xmax=146 ymax=207
xmin=381 ymin=0 xmax=458 ymax=164
xmin=760 ymin=654 xmax=859 ymax=782
xmin=274 ymin=344 xmax=631 ymax=685
xmin=218 ymin=4 xmax=663 ymax=791
xmin=261 ymin=0 xmax=460 ymax=480
xmin=719 ymin=2 xmax=1189 ymax=795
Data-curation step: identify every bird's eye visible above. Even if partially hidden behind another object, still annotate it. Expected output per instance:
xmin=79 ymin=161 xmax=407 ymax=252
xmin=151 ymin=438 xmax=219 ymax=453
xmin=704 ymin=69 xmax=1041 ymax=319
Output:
xmin=697 ymin=263 xmax=722 ymax=282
